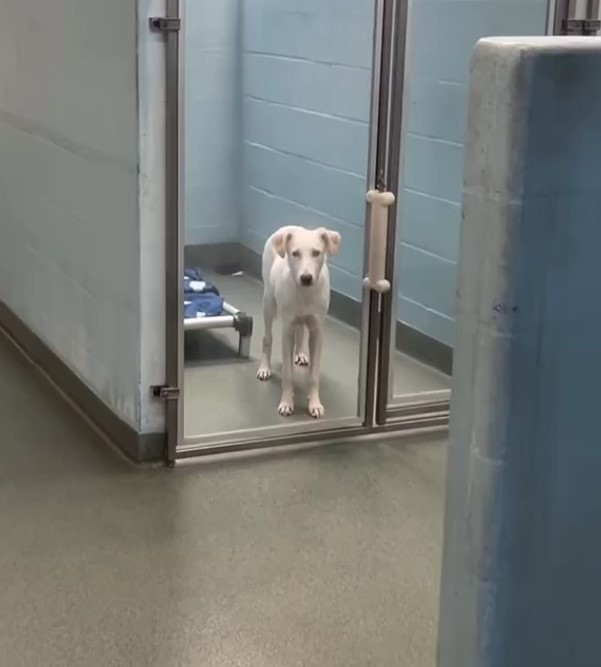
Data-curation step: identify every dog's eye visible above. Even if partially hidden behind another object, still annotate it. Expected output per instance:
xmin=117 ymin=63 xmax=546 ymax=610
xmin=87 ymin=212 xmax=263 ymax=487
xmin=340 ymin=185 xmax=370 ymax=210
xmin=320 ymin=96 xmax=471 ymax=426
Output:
xmin=291 ymin=250 xmax=301 ymax=258
xmin=311 ymin=250 xmax=321 ymax=257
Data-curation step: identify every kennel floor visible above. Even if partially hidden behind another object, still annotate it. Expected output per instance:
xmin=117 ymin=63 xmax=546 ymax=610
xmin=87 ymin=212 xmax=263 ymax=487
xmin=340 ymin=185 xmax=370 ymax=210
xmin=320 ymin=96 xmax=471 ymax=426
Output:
xmin=184 ymin=272 xmax=450 ymax=438
xmin=0 ymin=326 xmax=445 ymax=667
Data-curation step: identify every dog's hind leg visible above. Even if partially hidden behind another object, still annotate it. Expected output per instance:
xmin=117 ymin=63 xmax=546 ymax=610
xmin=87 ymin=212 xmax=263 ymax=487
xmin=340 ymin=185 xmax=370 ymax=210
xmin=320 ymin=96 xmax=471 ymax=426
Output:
xmin=257 ymin=292 xmax=276 ymax=381
xmin=278 ymin=324 xmax=296 ymax=416
xmin=307 ymin=322 xmax=324 ymax=418
xmin=294 ymin=324 xmax=309 ymax=366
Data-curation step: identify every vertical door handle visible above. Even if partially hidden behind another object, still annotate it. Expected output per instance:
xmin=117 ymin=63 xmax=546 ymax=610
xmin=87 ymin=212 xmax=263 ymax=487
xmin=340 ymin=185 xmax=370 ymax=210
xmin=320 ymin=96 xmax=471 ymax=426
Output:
xmin=363 ymin=189 xmax=395 ymax=293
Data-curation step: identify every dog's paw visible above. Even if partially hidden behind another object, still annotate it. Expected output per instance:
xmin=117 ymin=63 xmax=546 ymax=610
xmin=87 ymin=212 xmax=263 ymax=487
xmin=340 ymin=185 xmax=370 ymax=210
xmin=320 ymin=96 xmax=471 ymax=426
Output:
xmin=257 ymin=368 xmax=272 ymax=381
xmin=278 ymin=400 xmax=294 ymax=417
xmin=257 ymin=366 xmax=272 ymax=381
xmin=294 ymin=353 xmax=309 ymax=366
xmin=308 ymin=399 xmax=325 ymax=419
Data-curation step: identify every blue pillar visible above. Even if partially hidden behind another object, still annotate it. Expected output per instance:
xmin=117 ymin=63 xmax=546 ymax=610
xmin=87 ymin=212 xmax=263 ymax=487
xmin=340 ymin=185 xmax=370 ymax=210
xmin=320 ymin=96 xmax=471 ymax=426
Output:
xmin=438 ymin=37 xmax=601 ymax=667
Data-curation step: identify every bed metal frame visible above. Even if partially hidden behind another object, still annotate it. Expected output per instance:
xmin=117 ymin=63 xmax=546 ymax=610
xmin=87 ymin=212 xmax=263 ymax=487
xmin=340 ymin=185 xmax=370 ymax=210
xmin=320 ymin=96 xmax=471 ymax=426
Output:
xmin=183 ymin=304 xmax=253 ymax=358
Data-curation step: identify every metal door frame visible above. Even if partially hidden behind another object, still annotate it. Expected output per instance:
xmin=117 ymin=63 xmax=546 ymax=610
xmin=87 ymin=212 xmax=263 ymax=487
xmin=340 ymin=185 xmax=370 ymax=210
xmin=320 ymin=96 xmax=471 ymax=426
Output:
xmin=373 ymin=0 xmax=453 ymax=425
xmin=159 ymin=0 xmax=584 ymax=461
xmin=159 ymin=0 xmax=453 ymax=462
xmin=549 ymin=0 xmax=601 ymax=33
xmin=370 ymin=0 xmax=451 ymax=426
xmin=373 ymin=0 xmax=574 ymax=427
xmin=152 ymin=0 xmax=184 ymax=465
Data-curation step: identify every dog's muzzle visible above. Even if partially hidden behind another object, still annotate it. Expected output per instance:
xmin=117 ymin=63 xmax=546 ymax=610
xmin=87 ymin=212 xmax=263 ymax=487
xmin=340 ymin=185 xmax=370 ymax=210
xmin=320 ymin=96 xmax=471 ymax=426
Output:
xmin=300 ymin=274 xmax=314 ymax=286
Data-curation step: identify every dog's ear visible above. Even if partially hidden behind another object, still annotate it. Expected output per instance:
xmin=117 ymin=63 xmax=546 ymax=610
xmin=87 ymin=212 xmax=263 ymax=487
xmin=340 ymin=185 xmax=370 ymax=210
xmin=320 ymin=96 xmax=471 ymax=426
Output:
xmin=272 ymin=230 xmax=293 ymax=258
xmin=319 ymin=229 xmax=341 ymax=256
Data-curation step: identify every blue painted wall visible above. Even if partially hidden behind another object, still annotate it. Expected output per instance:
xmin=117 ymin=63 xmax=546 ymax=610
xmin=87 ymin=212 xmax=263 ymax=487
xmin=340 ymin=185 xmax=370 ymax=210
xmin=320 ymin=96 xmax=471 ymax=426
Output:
xmin=184 ymin=0 xmax=241 ymax=245
xmin=186 ymin=0 xmax=549 ymax=344
xmin=240 ymin=0 xmax=375 ymax=301
xmin=397 ymin=0 xmax=550 ymax=344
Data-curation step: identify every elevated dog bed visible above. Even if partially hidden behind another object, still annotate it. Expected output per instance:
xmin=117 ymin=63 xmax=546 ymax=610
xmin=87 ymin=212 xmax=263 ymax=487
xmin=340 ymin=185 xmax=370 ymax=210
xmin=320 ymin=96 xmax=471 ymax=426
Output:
xmin=183 ymin=269 xmax=253 ymax=358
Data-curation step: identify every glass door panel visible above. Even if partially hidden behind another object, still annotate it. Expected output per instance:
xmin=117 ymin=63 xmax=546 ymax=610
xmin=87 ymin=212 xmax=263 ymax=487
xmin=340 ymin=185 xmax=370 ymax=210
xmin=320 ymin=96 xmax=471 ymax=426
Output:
xmin=380 ymin=0 xmax=552 ymax=419
xmin=179 ymin=0 xmax=382 ymax=454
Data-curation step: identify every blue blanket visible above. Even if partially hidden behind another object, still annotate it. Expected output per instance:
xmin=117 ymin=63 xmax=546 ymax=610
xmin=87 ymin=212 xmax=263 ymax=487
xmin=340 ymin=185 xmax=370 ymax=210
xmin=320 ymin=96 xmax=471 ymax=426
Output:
xmin=184 ymin=269 xmax=224 ymax=318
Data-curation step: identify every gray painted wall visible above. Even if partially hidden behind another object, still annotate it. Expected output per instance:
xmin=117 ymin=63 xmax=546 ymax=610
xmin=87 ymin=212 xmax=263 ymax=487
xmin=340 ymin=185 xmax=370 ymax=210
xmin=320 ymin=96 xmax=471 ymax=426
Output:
xmin=0 ymin=0 xmax=142 ymax=428
xmin=137 ymin=0 xmax=169 ymax=434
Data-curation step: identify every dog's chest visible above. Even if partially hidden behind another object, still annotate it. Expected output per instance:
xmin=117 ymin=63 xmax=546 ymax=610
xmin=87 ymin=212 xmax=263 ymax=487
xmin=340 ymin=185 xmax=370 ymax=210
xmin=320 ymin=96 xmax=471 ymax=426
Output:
xmin=276 ymin=283 xmax=329 ymax=319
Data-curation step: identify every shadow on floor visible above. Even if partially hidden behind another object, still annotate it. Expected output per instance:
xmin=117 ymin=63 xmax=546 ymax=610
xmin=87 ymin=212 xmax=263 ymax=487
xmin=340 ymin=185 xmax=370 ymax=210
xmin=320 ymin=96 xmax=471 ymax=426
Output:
xmin=0 ymin=332 xmax=447 ymax=667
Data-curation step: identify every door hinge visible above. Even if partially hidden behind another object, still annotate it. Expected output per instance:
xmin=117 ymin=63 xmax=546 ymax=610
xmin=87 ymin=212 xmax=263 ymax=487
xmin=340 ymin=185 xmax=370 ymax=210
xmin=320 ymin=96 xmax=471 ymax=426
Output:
xmin=563 ymin=18 xmax=601 ymax=35
xmin=149 ymin=17 xmax=181 ymax=33
xmin=151 ymin=385 xmax=181 ymax=400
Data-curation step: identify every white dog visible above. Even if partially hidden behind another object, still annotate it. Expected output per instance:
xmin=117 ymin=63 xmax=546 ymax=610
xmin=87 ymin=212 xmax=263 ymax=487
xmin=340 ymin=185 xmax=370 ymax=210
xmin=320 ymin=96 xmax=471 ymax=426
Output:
xmin=257 ymin=225 xmax=341 ymax=418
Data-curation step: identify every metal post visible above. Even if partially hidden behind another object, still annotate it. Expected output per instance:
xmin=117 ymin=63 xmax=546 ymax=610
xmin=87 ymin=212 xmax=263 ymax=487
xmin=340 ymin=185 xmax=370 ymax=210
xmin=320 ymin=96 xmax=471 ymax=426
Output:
xmin=372 ymin=0 xmax=412 ymax=425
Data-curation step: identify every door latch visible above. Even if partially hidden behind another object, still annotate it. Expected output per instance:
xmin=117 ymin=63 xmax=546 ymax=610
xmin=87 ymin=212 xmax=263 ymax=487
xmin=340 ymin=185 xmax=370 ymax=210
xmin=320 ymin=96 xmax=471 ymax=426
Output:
xmin=563 ymin=18 xmax=601 ymax=35
xmin=149 ymin=17 xmax=181 ymax=33
xmin=151 ymin=385 xmax=180 ymax=400
xmin=363 ymin=189 xmax=395 ymax=294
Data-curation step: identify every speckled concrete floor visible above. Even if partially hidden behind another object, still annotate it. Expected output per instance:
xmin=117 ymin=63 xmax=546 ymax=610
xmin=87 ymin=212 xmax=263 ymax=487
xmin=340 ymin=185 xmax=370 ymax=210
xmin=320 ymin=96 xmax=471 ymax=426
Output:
xmin=0 ymin=331 xmax=446 ymax=667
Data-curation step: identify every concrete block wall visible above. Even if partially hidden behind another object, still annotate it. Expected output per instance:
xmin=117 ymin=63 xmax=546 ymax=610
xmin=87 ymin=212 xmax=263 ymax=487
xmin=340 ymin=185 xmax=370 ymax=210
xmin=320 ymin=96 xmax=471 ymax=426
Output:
xmin=184 ymin=0 xmax=241 ymax=245
xmin=0 ymin=0 xmax=142 ymax=427
xmin=440 ymin=36 xmax=601 ymax=666
xmin=137 ymin=0 xmax=169 ymax=435
xmin=239 ymin=0 xmax=375 ymax=301
xmin=398 ymin=0 xmax=550 ymax=344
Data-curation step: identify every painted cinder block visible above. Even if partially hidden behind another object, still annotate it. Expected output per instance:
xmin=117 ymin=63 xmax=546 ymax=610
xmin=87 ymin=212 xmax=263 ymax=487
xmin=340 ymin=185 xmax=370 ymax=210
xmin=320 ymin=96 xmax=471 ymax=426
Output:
xmin=439 ymin=37 xmax=601 ymax=667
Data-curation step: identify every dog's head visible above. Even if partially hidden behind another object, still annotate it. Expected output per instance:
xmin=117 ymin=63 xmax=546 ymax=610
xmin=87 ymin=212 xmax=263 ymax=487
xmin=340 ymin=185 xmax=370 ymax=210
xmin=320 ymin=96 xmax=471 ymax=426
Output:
xmin=273 ymin=227 xmax=341 ymax=287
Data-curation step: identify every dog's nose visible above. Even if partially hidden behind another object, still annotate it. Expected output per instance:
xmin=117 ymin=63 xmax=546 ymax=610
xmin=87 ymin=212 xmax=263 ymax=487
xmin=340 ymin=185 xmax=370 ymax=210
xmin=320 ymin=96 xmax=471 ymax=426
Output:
xmin=300 ymin=273 xmax=313 ymax=286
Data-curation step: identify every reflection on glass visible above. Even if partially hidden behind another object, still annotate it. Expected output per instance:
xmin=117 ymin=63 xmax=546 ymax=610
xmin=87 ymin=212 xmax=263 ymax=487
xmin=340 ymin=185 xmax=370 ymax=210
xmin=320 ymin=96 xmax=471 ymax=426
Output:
xmin=390 ymin=0 xmax=550 ymax=404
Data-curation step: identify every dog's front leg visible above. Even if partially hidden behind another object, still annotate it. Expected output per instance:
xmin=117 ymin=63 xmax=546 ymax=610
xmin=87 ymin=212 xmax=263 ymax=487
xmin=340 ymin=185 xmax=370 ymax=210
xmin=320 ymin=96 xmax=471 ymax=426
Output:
xmin=294 ymin=325 xmax=309 ymax=366
xmin=307 ymin=323 xmax=324 ymax=418
xmin=278 ymin=325 xmax=295 ymax=416
xmin=257 ymin=292 xmax=275 ymax=381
